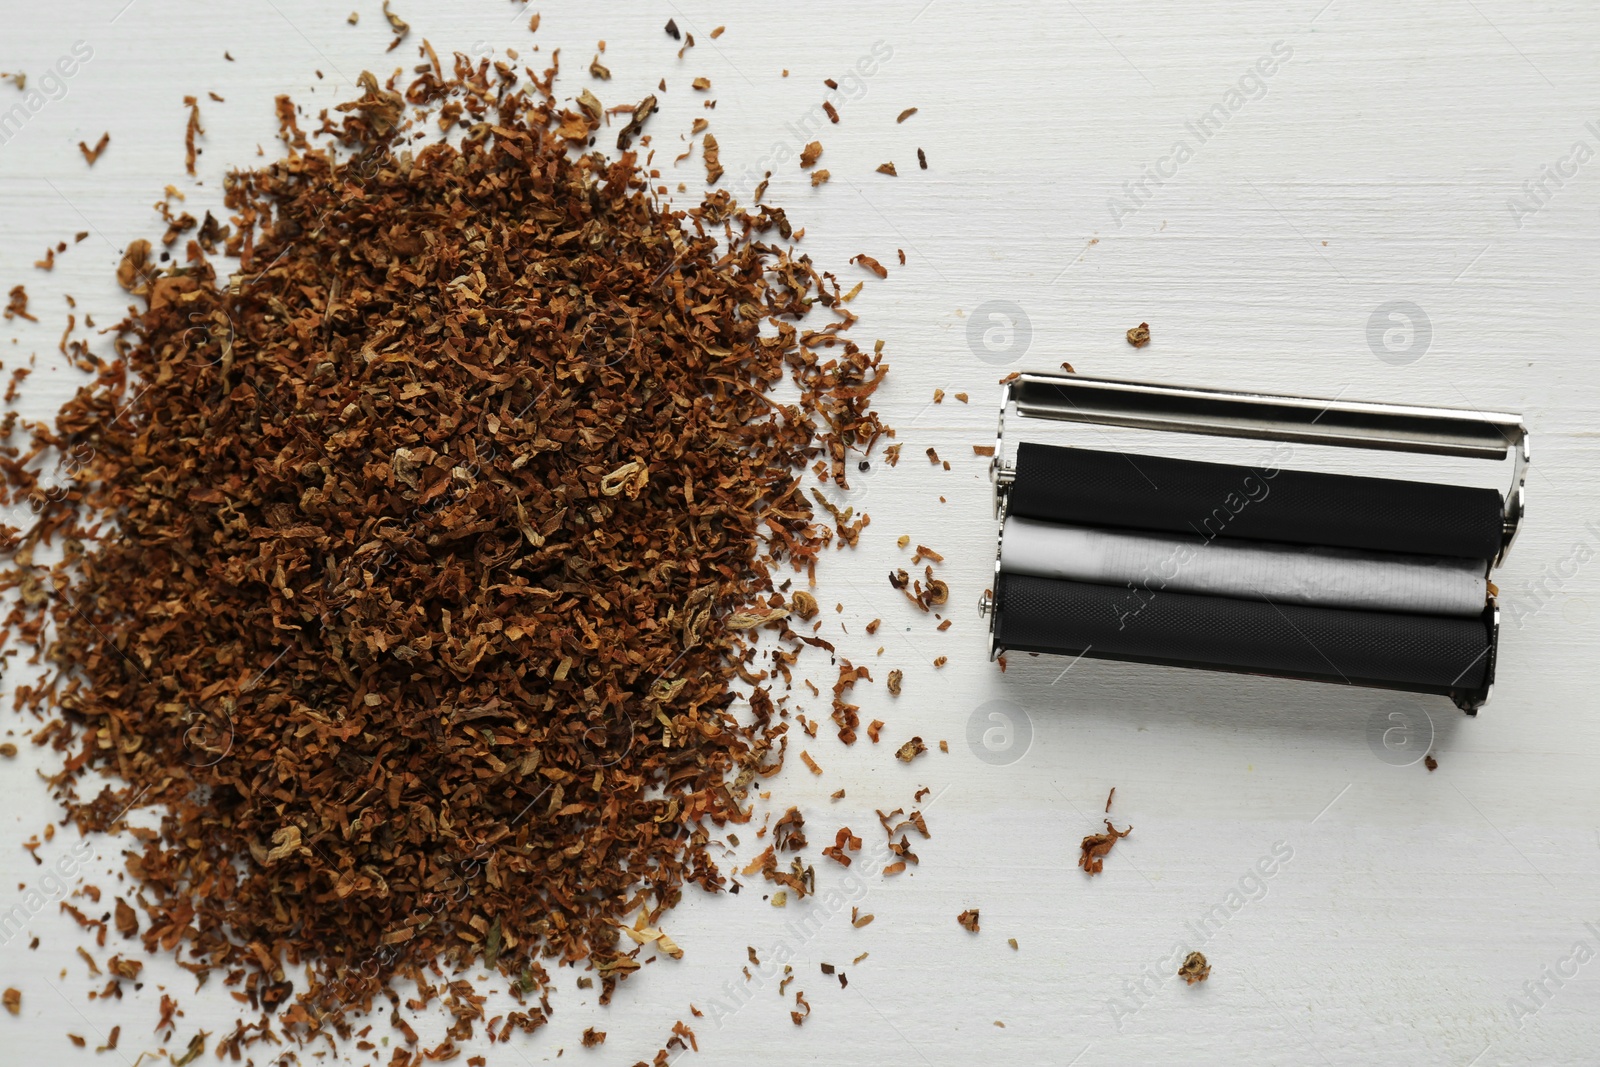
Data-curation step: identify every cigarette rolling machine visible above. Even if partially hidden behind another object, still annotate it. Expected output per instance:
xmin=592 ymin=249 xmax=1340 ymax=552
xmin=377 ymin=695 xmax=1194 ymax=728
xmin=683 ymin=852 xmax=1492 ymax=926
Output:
xmin=980 ymin=373 xmax=1529 ymax=713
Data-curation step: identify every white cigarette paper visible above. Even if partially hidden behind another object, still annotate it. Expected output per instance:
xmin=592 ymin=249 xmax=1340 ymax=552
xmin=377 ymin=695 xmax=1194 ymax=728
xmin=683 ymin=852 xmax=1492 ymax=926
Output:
xmin=999 ymin=517 xmax=1487 ymax=617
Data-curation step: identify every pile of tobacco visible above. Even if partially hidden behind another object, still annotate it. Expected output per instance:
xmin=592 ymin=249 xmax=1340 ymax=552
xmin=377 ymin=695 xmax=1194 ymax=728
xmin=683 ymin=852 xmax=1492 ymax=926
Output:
xmin=0 ymin=47 xmax=886 ymax=1060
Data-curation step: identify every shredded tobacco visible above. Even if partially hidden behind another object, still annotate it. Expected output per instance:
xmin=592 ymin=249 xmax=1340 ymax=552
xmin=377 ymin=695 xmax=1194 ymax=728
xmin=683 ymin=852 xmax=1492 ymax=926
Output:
xmin=1078 ymin=820 xmax=1132 ymax=875
xmin=1179 ymin=951 xmax=1211 ymax=984
xmin=78 ymin=132 xmax=111 ymax=167
xmin=1 ymin=49 xmax=889 ymax=1055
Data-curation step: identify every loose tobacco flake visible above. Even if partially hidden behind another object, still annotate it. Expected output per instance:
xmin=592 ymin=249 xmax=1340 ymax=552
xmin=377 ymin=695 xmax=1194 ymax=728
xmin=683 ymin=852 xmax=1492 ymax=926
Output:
xmin=1127 ymin=322 xmax=1151 ymax=348
xmin=896 ymin=737 xmax=927 ymax=763
xmin=957 ymin=909 xmax=980 ymax=933
xmin=1179 ymin=951 xmax=1211 ymax=984
xmin=78 ymin=132 xmax=110 ymax=166
xmin=381 ymin=0 xmax=409 ymax=51
xmin=1079 ymin=821 xmax=1133 ymax=875
xmin=703 ymin=132 xmax=723 ymax=183
xmin=616 ymin=93 xmax=658 ymax=149
xmin=182 ymin=96 xmax=203 ymax=174
xmin=852 ymin=253 xmax=887 ymax=278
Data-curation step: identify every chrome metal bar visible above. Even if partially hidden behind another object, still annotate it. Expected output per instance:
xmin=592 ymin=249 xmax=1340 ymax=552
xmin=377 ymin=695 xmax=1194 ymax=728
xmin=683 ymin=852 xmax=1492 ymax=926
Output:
xmin=1008 ymin=373 xmax=1525 ymax=460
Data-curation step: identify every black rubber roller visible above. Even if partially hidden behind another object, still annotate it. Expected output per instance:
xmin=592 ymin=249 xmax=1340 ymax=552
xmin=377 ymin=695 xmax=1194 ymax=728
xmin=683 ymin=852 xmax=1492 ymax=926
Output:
xmin=994 ymin=573 xmax=1493 ymax=692
xmin=1008 ymin=442 xmax=1504 ymax=560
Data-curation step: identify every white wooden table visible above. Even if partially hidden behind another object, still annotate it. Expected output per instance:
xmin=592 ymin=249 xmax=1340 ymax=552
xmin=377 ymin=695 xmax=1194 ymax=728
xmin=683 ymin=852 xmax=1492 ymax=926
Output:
xmin=1 ymin=3 xmax=1596 ymax=1064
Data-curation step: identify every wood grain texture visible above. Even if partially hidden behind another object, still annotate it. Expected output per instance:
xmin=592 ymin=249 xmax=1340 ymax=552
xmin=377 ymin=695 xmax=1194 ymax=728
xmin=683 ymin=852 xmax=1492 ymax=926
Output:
xmin=0 ymin=2 xmax=1596 ymax=1064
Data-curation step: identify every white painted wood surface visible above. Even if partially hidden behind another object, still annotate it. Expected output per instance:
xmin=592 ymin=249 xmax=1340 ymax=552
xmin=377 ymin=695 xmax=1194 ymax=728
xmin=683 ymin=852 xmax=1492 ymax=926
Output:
xmin=1 ymin=2 xmax=1597 ymax=1064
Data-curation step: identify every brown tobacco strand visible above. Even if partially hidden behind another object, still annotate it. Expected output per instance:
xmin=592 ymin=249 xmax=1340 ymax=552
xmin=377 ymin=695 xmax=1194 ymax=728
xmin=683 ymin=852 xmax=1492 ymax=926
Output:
xmin=0 ymin=52 xmax=887 ymax=1052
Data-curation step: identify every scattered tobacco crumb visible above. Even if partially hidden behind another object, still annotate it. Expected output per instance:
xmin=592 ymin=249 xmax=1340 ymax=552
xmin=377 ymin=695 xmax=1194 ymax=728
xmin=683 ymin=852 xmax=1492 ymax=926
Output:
xmin=710 ymin=26 xmax=725 ymax=39
xmin=957 ymin=908 xmax=980 ymax=933
xmin=1 ymin=988 xmax=17 ymax=1014
xmin=698 ymin=132 xmax=724 ymax=183
xmin=1179 ymin=951 xmax=1211 ymax=985
xmin=896 ymin=107 xmax=918 ymax=123
xmin=886 ymin=669 xmax=902 ymax=695
xmin=811 ymin=169 xmax=830 ymax=187
xmin=917 ymin=147 xmax=927 ymax=169
xmin=895 ymin=737 xmax=927 ymax=763
xmin=590 ymin=56 xmax=612 ymax=80
xmin=851 ymin=254 xmax=886 ymax=278
xmin=3 ymin=284 xmax=35 ymax=322
xmin=1126 ymin=322 xmax=1151 ymax=348
xmin=581 ymin=1028 xmax=606 ymax=1047
xmin=1007 ymin=938 xmax=1018 ymax=950
xmin=381 ymin=0 xmax=409 ymax=51
xmin=790 ymin=589 xmax=819 ymax=620
xmin=800 ymin=141 xmax=822 ymax=168
xmin=1105 ymin=787 xmax=1115 ymax=812
xmin=665 ymin=18 xmax=680 ymax=39
xmin=0 ymin=743 xmax=16 ymax=757
xmin=1079 ymin=820 xmax=1132 ymax=875
xmin=973 ymin=445 xmax=995 ymax=456
xmin=78 ymin=132 xmax=110 ymax=166
xmin=822 ymin=101 xmax=839 ymax=124
xmin=182 ymin=95 xmax=203 ymax=175
xmin=692 ymin=77 xmax=710 ymax=91
xmin=876 ymin=162 xmax=896 ymax=176
xmin=616 ymin=93 xmax=658 ymax=150
xmin=800 ymin=751 xmax=822 ymax=775
xmin=821 ymin=827 xmax=861 ymax=867
xmin=1425 ymin=754 xmax=1438 ymax=771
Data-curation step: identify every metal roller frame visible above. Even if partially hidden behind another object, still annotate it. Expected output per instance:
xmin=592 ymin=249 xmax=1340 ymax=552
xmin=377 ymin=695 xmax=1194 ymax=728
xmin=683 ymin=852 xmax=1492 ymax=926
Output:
xmin=980 ymin=372 xmax=1528 ymax=713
